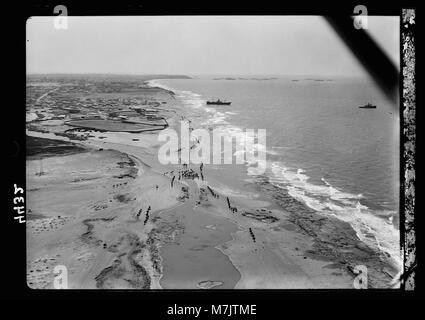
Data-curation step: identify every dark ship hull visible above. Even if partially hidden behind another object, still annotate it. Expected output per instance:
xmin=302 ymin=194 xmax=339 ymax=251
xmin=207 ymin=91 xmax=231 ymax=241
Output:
xmin=206 ymin=101 xmax=231 ymax=105
xmin=359 ymin=103 xmax=376 ymax=109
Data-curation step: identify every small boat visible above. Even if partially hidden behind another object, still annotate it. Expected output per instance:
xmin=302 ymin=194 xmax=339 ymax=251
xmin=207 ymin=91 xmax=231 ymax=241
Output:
xmin=359 ymin=103 xmax=377 ymax=109
xmin=206 ymin=99 xmax=231 ymax=105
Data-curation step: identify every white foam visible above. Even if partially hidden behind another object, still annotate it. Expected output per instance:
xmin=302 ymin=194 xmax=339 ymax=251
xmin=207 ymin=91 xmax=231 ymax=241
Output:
xmin=270 ymin=162 xmax=401 ymax=270
xmin=211 ymin=184 xmax=254 ymax=199
xmin=146 ymin=79 xmax=175 ymax=92
xmin=148 ymin=80 xmax=401 ymax=270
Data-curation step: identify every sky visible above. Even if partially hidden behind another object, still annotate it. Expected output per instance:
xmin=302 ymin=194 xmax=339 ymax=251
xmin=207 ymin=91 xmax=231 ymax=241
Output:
xmin=26 ymin=16 xmax=399 ymax=76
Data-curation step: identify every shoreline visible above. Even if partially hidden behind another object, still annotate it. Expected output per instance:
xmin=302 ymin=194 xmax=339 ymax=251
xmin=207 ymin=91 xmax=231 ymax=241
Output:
xmin=26 ymin=129 xmax=348 ymax=289
xmin=26 ymin=130 xmax=243 ymax=289
xmin=149 ymin=78 xmax=401 ymax=287
xmin=26 ymin=76 xmax=400 ymax=289
xmin=151 ymin=77 xmax=400 ymax=266
xmin=81 ymin=136 xmax=243 ymax=289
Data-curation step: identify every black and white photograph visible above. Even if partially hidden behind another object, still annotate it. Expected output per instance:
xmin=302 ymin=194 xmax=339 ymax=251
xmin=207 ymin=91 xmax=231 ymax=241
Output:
xmin=3 ymin=3 xmax=420 ymax=305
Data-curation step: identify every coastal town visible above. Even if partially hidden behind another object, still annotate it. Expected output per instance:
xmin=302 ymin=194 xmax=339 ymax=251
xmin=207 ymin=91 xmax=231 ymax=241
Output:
xmin=26 ymin=75 xmax=187 ymax=139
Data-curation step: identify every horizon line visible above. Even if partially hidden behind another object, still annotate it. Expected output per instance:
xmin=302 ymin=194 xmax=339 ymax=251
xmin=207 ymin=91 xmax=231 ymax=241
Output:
xmin=26 ymin=72 xmax=367 ymax=77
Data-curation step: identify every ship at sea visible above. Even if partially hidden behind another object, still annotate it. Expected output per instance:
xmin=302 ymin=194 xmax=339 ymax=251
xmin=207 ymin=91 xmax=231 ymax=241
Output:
xmin=206 ymin=99 xmax=231 ymax=105
xmin=359 ymin=102 xmax=377 ymax=109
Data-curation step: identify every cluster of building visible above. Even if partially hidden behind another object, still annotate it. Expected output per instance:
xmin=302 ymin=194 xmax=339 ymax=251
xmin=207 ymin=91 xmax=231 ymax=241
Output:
xmin=26 ymin=78 xmax=171 ymax=130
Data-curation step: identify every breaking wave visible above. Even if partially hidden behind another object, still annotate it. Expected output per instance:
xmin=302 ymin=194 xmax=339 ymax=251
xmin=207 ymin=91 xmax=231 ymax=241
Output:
xmin=268 ymin=162 xmax=401 ymax=270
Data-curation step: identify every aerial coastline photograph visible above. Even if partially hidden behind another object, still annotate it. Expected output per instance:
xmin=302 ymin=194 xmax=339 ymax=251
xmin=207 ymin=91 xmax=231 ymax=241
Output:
xmin=26 ymin=16 xmax=401 ymax=289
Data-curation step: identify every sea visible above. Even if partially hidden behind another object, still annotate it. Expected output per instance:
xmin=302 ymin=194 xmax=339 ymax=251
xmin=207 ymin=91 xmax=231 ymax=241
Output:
xmin=148 ymin=75 xmax=401 ymax=269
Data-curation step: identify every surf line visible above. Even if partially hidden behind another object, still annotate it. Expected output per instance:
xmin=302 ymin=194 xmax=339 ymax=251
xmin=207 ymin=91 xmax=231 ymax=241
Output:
xmin=158 ymin=120 xmax=267 ymax=174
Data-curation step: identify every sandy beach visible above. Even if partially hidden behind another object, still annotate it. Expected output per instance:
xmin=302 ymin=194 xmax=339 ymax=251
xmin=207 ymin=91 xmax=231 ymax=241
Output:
xmin=26 ymin=75 xmax=399 ymax=289
xmin=27 ymin=132 xmax=357 ymax=289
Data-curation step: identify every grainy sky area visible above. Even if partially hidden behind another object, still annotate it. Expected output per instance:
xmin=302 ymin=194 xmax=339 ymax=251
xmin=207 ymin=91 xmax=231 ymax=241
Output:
xmin=27 ymin=16 xmax=399 ymax=76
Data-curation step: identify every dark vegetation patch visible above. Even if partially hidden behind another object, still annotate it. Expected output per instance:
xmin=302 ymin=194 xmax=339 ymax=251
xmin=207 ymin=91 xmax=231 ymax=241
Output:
xmin=114 ymin=193 xmax=133 ymax=203
xmin=27 ymin=135 xmax=87 ymax=158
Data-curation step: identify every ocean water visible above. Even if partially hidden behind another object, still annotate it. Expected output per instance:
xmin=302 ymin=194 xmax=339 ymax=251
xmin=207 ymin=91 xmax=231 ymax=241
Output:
xmin=149 ymin=76 xmax=400 ymax=268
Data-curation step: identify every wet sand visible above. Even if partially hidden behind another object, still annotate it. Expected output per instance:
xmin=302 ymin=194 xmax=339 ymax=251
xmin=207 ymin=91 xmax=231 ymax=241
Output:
xmin=82 ymin=138 xmax=244 ymax=289
xmin=157 ymin=180 xmax=241 ymax=289
xmin=26 ymin=128 xmax=359 ymax=289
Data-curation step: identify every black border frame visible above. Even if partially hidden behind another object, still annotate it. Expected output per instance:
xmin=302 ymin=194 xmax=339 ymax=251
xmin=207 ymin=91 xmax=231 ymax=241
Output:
xmin=3 ymin=1 xmax=421 ymax=304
